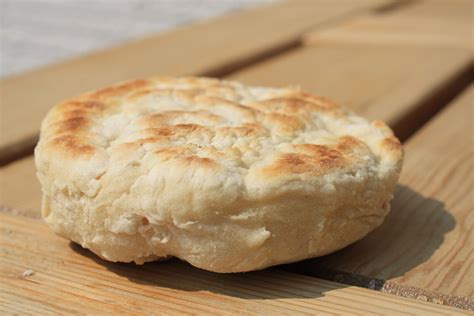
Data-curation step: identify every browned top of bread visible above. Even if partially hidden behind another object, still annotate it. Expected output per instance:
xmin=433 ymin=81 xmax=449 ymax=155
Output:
xmin=38 ymin=77 xmax=402 ymax=195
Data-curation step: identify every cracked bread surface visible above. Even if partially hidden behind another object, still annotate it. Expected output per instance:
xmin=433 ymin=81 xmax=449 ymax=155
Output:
xmin=35 ymin=77 xmax=403 ymax=273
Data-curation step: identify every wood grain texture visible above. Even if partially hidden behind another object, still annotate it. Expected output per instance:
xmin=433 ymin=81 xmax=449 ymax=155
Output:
xmin=0 ymin=0 xmax=390 ymax=161
xmin=228 ymin=42 xmax=472 ymax=140
xmin=286 ymin=85 xmax=474 ymax=309
xmin=304 ymin=0 xmax=473 ymax=48
xmin=0 ymin=210 xmax=468 ymax=315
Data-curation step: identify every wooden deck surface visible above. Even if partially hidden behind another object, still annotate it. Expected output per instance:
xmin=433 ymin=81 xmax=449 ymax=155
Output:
xmin=1 ymin=0 xmax=473 ymax=313
xmin=3 ymin=209 xmax=470 ymax=315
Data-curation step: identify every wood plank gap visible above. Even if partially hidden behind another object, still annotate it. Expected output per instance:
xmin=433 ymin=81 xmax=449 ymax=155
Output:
xmin=0 ymin=136 xmax=38 ymax=167
xmin=278 ymin=266 xmax=474 ymax=310
xmin=202 ymin=39 xmax=302 ymax=78
xmin=393 ymin=60 xmax=473 ymax=142
xmin=373 ymin=0 xmax=418 ymax=14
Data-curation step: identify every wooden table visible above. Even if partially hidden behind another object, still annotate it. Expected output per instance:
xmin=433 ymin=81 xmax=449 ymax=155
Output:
xmin=1 ymin=0 xmax=473 ymax=314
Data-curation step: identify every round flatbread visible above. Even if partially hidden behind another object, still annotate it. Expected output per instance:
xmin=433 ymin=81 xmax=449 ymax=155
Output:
xmin=35 ymin=77 xmax=403 ymax=273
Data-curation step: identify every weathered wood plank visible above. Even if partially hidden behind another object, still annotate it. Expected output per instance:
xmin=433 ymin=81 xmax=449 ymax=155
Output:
xmin=0 ymin=210 xmax=467 ymax=315
xmin=0 ymin=0 xmax=390 ymax=162
xmin=228 ymin=42 xmax=472 ymax=140
xmin=304 ymin=0 xmax=473 ymax=48
xmin=286 ymin=85 xmax=474 ymax=309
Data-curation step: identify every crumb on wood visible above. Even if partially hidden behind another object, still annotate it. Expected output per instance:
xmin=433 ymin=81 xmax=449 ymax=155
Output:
xmin=22 ymin=269 xmax=34 ymax=277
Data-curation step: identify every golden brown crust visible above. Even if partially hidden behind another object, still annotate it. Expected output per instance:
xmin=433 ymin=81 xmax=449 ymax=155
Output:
xmin=47 ymin=135 xmax=97 ymax=157
xmin=40 ymin=77 xmax=403 ymax=168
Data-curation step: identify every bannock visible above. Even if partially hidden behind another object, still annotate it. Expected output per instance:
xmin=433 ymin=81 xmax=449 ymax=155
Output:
xmin=35 ymin=77 xmax=403 ymax=273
